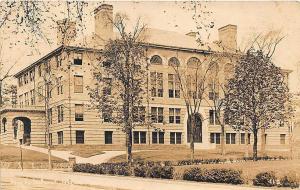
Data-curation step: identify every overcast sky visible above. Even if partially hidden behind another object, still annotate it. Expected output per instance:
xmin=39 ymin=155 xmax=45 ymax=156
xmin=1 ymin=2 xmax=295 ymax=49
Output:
xmin=1 ymin=1 xmax=300 ymax=92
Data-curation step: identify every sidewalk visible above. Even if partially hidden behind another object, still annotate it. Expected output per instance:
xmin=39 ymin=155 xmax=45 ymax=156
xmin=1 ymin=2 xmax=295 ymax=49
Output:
xmin=2 ymin=169 xmax=270 ymax=190
xmin=20 ymin=145 xmax=127 ymax=164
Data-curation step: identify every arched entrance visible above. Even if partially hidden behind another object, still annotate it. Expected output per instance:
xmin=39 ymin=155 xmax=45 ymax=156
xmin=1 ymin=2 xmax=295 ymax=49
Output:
xmin=187 ymin=113 xmax=203 ymax=143
xmin=12 ymin=117 xmax=31 ymax=145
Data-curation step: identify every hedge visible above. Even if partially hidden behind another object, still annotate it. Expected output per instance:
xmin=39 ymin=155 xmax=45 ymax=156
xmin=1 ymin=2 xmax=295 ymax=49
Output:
xmin=183 ymin=167 xmax=244 ymax=185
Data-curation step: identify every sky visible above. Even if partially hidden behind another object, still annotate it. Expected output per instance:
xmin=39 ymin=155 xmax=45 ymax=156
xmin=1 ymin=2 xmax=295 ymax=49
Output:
xmin=1 ymin=1 xmax=300 ymax=92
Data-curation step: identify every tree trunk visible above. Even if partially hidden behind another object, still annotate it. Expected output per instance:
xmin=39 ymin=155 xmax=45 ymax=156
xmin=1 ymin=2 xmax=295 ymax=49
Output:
xmin=126 ymin=130 xmax=133 ymax=166
xmin=190 ymin=115 xmax=195 ymax=162
xmin=261 ymin=128 xmax=266 ymax=156
xmin=253 ymin=129 xmax=258 ymax=161
xmin=220 ymin=124 xmax=225 ymax=156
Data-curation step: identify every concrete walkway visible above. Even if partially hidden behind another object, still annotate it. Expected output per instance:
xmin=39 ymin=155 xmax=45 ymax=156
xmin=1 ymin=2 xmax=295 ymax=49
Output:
xmin=2 ymin=169 xmax=269 ymax=190
xmin=20 ymin=145 xmax=126 ymax=164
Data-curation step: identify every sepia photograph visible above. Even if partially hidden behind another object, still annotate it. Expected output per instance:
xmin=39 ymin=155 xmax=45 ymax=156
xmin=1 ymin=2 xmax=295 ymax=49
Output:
xmin=0 ymin=1 xmax=299 ymax=189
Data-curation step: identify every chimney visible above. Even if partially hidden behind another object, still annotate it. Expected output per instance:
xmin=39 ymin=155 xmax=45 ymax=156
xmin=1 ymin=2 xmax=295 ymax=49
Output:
xmin=218 ymin=24 xmax=237 ymax=51
xmin=94 ymin=4 xmax=113 ymax=42
xmin=57 ymin=19 xmax=77 ymax=46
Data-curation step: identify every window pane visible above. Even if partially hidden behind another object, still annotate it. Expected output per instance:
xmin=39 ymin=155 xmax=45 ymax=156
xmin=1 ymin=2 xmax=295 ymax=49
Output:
xmin=105 ymin=131 xmax=113 ymax=144
xmin=75 ymin=104 xmax=84 ymax=121
xmin=226 ymin=133 xmax=230 ymax=144
xmin=152 ymin=132 xmax=158 ymax=144
xmin=176 ymin=132 xmax=182 ymax=144
xmin=74 ymin=76 xmax=83 ymax=93
xmin=76 ymin=130 xmax=85 ymax=144
xmin=241 ymin=133 xmax=245 ymax=144
xmin=140 ymin=132 xmax=146 ymax=144
xmin=159 ymin=132 xmax=164 ymax=144
xmin=133 ymin=132 xmax=139 ymax=144
xmin=170 ymin=132 xmax=175 ymax=144
xmin=216 ymin=133 xmax=220 ymax=144
xmin=210 ymin=133 xmax=215 ymax=143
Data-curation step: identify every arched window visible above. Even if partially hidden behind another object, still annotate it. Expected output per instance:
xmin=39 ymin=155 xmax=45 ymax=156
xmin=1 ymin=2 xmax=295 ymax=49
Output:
xmin=168 ymin=57 xmax=180 ymax=66
xmin=208 ymin=62 xmax=219 ymax=76
xmin=187 ymin=57 xmax=201 ymax=68
xmin=2 ymin=118 xmax=7 ymax=133
xmin=150 ymin=55 xmax=163 ymax=65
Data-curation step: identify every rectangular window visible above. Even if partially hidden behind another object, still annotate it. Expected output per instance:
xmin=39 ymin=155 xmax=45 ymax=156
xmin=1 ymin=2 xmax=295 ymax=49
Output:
xmin=74 ymin=53 xmax=83 ymax=65
xmin=57 ymin=131 xmax=63 ymax=144
xmin=30 ymin=90 xmax=35 ymax=105
xmin=102 ymin=78 xmax=112 ymax=96
xmin=29 ymin=69 xmax=35 ymax=81
xmin=151 ymin=107 xmax=164 ymax=123
xmin=168 ymin=74 xmax=180 ymax=98
xmin=247 ymin=133 xmax=251 ymax=144
xmin=208 ymin=82 xmax=219 ymax=100
xmin=57 ymin=76 xmax=63 ymax=95
xmin=152 ymin=132 xmax=164 ymax=144
xmin=49 ymin=108 xmax=53 ymax=125
xmin=24 ymin=73 xmax=29 ymax=84
xmin=226 ymin=133 xmax=236 ymax=144
xmin=210 ymin=133 xmax=221 ymax=144
xmin=241 ymin=133 xmax=245 ymax=144
xmin=280 ymin=134 xmax=286 ymax=145
xmin=133 ymin=106 xmax=146 ymax=123
xmin=169 ymin=108 xmax=181 ymax=124
xmin=150 ymin=72 xmax=163 ymax=97
xmin=24 ymin=92 xmax=29 ymax=106
xmin=209 ymin=110 xmax=220 ymax=125
xmin=105 ymin=131 xmax=113 ymax=144
xmin=49 ymin=133 xmax=52 ymax=145
xmin=133 ymin=131 xmax=147 ymax=144
xmin=57 ymin=105 xmax=64 ymax=123
xmin=75 ymin=104 xmax=84 ymax=121
xmin=38 ymin=65 xmax=42 ymax=77
xmin=264 ymin=134 xmax=267 ymax=145
xmin=170 ymin=132 xmax=181 ymax=144
xmin=18 ymin=77 xmax=23 ymax=87
xmin=76 ymin=130 xmax=85 ymax=144
xmin=56 ymin=54 xmax=62 ymax=67
xmin=103 ymin=110 xmax=112 ymax=122
xmin=74 ymin=75 xmax=83 ymax=93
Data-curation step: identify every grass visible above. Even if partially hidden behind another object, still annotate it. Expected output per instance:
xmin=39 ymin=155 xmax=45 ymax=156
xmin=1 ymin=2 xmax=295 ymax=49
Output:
xmin=174 ymin=159 xmax=300 ymax=183
xmin=70 ymin=149 xmax=105 ymax=158
xmin=109 ymin=147 xmax=289 ymax=163
xmin=0 ymin=145 xmax=64 ymax=162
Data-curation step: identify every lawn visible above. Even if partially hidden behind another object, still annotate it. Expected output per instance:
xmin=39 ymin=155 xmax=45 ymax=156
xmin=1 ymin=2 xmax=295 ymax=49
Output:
xmin=175 ymin=159 xmax=300 ymax=183
xmin=109 ymin=148 xmax=289 ymax=162
xmin=0 ymin=145 xmax=64 ymax=162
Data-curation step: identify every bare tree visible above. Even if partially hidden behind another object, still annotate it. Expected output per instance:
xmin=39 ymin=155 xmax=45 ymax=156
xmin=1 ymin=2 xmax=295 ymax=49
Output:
xmin=171 ymin=54 xmax=218 ymax=161
xmin=88 ymin=14 xmax=147 ymax=166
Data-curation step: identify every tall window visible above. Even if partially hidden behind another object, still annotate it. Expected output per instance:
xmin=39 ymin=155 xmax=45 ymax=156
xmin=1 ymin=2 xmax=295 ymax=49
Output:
xmin=187 ymin=57 xmax=201 ymax=69
xmin=152 ymin=132 xmax=164 ymax=144
xmin=105 ymin=131 xmax=113 ymax=144
xmin=280 ymin=134 xmax=286 ymax=145
xmin=74 ymin=75 xmax=83 ymax=93
xmin=19 ymin=95 xmax=23 ymax=108
xmin=75 ymin=104 xmax=84 ymax=121
xmin=240 ymin=133 xmax=245 ymax=144
xmin=150 ymin=72 xmax=163 ymax=97
xmin=56 ymin=54 xmax=62 ymax=67
xmin=102 ymin=78 xmax=112 ymax=96
xmin=49 ymin=108 xmax=53 ymax=125
xmin=76 ymin=130 xmax=85 ymax=144
xmin=57 ymin=76 xmax=63 ymax=95
xmin=151 ymin=107 xmax=164 ymax=123
xmin=57 ymin=105 xmax=64 ymax=123
xmin=208 ymin=82 xmax=219 ymax=100
xmin=24 ymin=73 xmax=29 ymax=84
xmin=133 ymin=131 xmax=146 ymax=144
xmin=24 ymin=92 xmax=29 ymax=106
xmin=264 ymin=134 xmax=267 ymax=145
xmin=2 ymin=118 xmax=7 ymax=133
xmin=226 ymin=133 xmax=236 ymax=144
xmin=168 ymin=74 xmax=180 ymax=98
xmin=247 ymin=133 xmax=251 ymax=144
xmin=74 ymin=53 xmax=83 ymax=65
xmin=18 ymin=77 xmax=23 ymax=87
xmin=150 ymin=55 xmax=163 ymax=65
xmin=209 ymin=110 xmax=220 ymax=125
xmin=30 ymin=90 xmax=35 ymax=105
xmin=169 ymin=108 xmax=181 ymax=124
xmin=29 ymin=69 xmax=35 ymax=81
xmin=38 ymin=65 xmax=42 ymax=77
xmin=170 ymin=132 xmax=182 ymax=144
xmin=210 ymin=133 xmax=220 ymax=144
xmin=57 ymin=131 xmax=63 ymax=144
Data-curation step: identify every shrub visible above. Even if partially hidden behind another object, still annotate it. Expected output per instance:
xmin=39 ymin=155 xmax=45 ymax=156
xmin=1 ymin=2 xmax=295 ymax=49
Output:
xmin=134 ymin=164 xmax=147 ymax=177
xmin=183 ymin=167 xmax=244 ymax=185
xmin=147 ymin=165 xmax=174 ymax=179
xmin=73 ymin=163 xmax=130 ymax=176
xmin=279 ymin=172 xmax=299 ymax=189
xmin=253 ymin=171 xmax=277 ymax=187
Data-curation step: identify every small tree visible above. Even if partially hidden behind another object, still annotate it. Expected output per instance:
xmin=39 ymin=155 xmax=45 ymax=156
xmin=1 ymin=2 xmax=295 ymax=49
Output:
xmin=88 ymin=14 xmax=147 ymax=166
xmin=224 ymin=48 xmax=292 ymax=160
